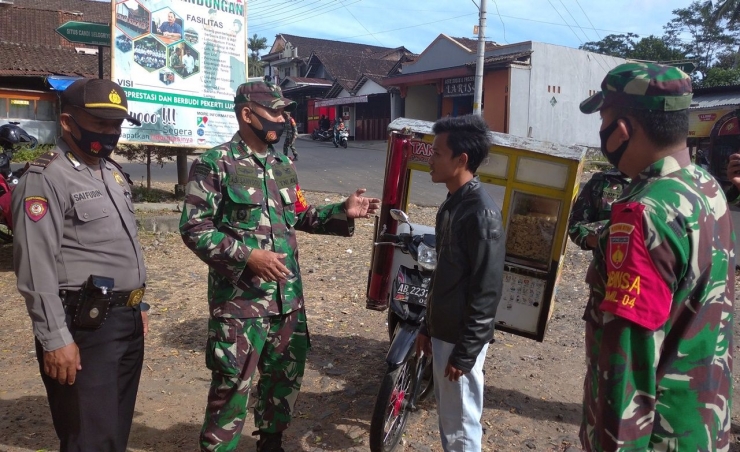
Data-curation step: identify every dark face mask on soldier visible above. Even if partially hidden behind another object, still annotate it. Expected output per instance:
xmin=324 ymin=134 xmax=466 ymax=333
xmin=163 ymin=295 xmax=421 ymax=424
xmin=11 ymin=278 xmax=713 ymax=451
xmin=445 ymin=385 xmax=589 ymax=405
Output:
xmin=248 ymin=110 xmax=285 ymax=145
xmin=599 ymin=117 xmax=632 ymax=169
xmin=67 ymin=115 xmax=120 ymax=159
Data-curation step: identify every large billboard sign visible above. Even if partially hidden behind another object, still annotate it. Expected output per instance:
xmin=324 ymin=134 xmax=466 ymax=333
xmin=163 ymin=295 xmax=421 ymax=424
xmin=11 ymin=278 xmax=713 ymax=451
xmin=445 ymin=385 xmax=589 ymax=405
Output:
xmin=112 ymin=0 xmax=247 ymax=148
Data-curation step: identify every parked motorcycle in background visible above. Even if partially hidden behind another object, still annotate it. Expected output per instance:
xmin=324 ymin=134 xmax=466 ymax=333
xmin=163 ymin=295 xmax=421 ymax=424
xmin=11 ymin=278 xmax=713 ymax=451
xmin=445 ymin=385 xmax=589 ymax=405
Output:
xmin=311 ymin=127 xmax=333 ymax=142
xmin=369 ymin=209 xmax=436 ymax=452
xmin=0 ymin=122 xmax=37 ymax=243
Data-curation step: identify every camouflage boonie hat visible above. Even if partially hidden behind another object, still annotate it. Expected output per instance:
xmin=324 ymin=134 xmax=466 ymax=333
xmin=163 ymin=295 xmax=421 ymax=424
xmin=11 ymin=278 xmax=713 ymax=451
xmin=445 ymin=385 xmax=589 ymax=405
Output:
xmin=580 ymin=62 xmax=692 ymax=114
xmin=234 ymin=81 xmax=296 ymax=112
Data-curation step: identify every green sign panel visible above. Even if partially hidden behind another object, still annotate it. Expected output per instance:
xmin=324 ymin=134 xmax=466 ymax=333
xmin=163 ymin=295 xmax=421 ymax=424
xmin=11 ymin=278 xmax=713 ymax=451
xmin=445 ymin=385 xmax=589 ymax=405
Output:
xmin=56 ymin=21 xmax=111 ymax=47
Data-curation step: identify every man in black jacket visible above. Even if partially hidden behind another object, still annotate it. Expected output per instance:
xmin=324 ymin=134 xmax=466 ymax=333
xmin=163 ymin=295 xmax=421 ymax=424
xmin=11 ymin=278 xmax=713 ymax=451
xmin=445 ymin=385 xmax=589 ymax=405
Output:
xmin=416 ymin=115 xmax=505 ymax=452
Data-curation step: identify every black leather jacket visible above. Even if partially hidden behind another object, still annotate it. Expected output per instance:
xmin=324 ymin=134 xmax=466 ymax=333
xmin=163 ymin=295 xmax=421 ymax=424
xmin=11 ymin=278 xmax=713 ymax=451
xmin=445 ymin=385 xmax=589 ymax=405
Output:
xmin=424 ymin=177 xmax=505 ymax=373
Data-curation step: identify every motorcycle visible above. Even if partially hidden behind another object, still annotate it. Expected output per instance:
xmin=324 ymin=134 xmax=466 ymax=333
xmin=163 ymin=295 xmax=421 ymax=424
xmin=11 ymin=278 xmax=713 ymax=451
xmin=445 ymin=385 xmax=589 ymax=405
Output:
xmin=369 ymin=209 xmax=436 ymax=452
xmin=311 ymin=127 xmax=333 ymax=142
xmin=334 ymin=128 xmax=349 ymax=149
xmin=0 ymin=122 xmax=38 ymax=244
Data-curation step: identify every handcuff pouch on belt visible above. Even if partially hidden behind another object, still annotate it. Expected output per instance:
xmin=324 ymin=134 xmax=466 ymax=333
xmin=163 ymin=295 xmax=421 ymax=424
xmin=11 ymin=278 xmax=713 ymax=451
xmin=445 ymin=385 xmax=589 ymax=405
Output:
xmin=73 ymin=275 xmax=114 ymax=329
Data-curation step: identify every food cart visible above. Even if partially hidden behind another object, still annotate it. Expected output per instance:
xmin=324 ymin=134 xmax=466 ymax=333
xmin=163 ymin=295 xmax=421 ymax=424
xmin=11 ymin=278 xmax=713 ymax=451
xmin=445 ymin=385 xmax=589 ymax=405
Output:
xmin=366 ymin=118 xmax=587 ymax=341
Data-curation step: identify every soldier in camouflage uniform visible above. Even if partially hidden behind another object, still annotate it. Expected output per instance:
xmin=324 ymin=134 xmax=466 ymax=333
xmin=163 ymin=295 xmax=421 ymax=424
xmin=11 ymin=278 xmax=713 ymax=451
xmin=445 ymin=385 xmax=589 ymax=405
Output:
xmin=179 ymin=80 xmax=380 ymax=452
xmin=282 ymin=111 xmax=298 ymax=161
xmin=578 ymin=62 xmax=735 ymax=451
xmin=567 ymin=168 xmax=630 ymax=251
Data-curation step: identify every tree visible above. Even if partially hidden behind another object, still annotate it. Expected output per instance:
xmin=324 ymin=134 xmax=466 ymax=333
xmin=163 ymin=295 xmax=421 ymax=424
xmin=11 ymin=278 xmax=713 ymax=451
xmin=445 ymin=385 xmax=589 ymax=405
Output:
xmin=580 ymin=33 xmax=686 ymax=62
xmin=580 ymin=33 xmax=637 ymax=58
xmin=702 ymin=66 xmax=740 ymax=86
xmin=248 ymin=33 xmax=268 ymax=77
xmin=664 ymin=1 xmax=739 ymax=77
xmin=710 ymin=0 xmax=740 ymax=23
xmin=116 ymin=144 xmax=177 ymax=191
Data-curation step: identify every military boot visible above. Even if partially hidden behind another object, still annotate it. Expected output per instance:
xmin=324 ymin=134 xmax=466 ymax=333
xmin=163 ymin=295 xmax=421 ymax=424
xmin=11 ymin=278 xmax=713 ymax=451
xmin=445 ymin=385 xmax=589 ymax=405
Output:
xmin=254 ymin=430 xmax=284 ymax=452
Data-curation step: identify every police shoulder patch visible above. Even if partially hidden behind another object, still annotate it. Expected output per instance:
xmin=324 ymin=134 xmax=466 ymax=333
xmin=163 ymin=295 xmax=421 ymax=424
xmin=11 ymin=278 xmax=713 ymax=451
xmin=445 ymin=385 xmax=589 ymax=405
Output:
xmin=30 ymin=152 xmax=59 ymax=169
xmin=25 ymin=196 xmax=49 ymax=222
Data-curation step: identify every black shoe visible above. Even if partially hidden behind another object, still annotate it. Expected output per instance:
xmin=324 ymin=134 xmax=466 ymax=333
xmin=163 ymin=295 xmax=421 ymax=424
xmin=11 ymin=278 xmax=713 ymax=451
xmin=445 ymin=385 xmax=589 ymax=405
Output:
xmin=254 ymin=430 xmax=284 ymax=452
xmin=292 ymin=155 xmax=298 ymax=161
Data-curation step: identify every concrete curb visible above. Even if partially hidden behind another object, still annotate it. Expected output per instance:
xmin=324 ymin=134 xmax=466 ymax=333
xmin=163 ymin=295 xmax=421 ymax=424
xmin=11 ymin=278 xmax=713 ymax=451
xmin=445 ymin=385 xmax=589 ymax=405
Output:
xmin=136 ymin=215 xmax=181 ymax=233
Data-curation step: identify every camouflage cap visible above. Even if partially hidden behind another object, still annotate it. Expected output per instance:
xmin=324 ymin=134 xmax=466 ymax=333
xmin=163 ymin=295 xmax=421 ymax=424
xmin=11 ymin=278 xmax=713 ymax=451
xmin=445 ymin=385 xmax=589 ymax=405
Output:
xmin=234 ymin=81 xmax=296 ymax=112
xmin=580 ymin=62 xmax=693 ymax=114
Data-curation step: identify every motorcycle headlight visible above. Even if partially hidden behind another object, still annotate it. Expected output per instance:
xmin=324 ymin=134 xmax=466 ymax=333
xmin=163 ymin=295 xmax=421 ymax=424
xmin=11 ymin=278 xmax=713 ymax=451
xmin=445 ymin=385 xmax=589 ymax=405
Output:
xmin=417 ymin=241 xmax=437 ymax=271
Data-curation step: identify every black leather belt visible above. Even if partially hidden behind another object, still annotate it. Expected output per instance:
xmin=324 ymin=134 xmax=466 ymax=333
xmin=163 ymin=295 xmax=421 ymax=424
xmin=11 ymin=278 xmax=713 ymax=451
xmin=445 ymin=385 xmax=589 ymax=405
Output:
xmin=59 ymin=288 xmax=146 ymax=308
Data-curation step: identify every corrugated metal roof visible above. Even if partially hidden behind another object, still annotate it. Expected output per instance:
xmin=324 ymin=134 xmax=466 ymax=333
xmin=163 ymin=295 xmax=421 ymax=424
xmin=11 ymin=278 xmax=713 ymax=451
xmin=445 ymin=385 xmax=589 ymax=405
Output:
xmin=690 ymin=91 xmax=740 ymax=110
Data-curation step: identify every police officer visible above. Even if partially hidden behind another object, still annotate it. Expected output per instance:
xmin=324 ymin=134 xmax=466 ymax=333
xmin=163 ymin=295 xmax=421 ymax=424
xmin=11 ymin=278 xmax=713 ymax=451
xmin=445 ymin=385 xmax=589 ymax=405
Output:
xmin=12 ymin=78 xmax=149 ymax=452
xmin=578 ymin=63 xmax=734 ymax=451
xmin=567 ymin=168 xmax=630 ymax=251
xmin=179 ymin=80 xmax=379 ymax=452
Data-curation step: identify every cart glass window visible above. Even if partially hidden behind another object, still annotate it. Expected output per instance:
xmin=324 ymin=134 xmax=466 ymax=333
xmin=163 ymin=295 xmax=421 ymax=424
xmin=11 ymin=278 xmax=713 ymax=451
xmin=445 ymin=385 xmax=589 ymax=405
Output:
xmin=505 ymin=192 xmax=561 ymax=269
xmin=516 ymin=157 xmax=569 ymax=189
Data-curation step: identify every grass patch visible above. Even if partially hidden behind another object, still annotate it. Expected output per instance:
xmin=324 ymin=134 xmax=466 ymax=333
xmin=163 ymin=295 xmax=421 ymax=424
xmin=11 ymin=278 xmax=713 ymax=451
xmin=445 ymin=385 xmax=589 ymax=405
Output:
xmin=11 ymin=144 xmax=54 ymax=162
xmin=132 ymin=185 xmax=181 ymax=203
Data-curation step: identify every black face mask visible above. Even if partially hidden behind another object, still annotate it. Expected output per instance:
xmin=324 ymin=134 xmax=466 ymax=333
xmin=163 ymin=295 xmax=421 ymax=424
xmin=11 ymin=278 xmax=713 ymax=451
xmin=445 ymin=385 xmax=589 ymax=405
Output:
xmin=248 ymin=110 xmax=285 ymax=144
xmin=599 ymin=117 xmax=631 ymax=169
xmin=68 ymin=116 xmax=120 ymax=159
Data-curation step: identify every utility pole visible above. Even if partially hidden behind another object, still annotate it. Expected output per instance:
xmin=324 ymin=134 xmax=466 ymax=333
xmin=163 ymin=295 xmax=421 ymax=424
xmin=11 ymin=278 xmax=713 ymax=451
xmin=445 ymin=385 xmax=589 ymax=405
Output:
xmin=473 ymin=0 xmax=487 ymax=116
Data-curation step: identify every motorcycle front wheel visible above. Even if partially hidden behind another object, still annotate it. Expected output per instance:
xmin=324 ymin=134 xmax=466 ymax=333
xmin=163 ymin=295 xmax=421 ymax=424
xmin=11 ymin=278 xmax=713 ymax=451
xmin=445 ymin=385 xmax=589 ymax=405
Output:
xmin=341 ymin=139 xmax=347 ymax=149
xmin=369 ymin=359 xmax=415 ymax=452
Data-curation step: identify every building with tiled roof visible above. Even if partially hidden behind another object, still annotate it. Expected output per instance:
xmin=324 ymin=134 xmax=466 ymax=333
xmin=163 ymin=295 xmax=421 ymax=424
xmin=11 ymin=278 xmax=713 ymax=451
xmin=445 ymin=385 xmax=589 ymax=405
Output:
xmin=262 ymin=33 xmax=414 ymax=140
xmin=0 ymin=0 xmax=112 ymax=142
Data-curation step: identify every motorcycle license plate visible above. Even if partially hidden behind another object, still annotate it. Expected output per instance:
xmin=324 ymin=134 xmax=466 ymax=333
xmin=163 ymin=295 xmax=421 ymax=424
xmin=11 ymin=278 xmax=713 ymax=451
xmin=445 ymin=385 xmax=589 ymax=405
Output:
xmin=392 ymin=266 xmax=429 ymax=306
xmin=395 ymin=283 xmax=428 ymax=305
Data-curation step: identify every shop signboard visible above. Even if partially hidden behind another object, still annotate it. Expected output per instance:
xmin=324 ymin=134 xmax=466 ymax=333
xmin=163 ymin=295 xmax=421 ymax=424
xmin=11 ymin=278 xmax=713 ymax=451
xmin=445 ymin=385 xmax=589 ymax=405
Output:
xmin=443 ymin=76 xmax=474 ymax=98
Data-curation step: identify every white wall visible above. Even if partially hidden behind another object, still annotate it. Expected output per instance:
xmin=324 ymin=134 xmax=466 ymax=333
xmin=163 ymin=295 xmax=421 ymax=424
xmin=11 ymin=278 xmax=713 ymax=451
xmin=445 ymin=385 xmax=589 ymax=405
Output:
xmin=356 ymin=79 xmax=386 ymax=96
xmin=390 ymin=92 xmax=404 ymax=120
xmin=405 ymin=85 xmax=438 ymax=121
xmin=508 ymin=66 xmax=531 ymax=138
xmin=526 ymin=42 xmax=625 ymax=147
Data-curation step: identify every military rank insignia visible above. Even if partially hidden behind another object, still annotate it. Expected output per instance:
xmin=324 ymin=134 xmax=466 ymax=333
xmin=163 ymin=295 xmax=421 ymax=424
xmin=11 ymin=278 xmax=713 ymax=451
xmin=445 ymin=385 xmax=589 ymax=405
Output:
xmin=25 ymin=196 xmax=48 ymax=222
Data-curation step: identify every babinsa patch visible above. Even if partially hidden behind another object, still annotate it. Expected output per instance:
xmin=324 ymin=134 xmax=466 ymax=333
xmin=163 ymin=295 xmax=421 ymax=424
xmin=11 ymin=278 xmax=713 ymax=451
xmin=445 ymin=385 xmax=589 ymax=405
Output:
xmin=72 ymin=189 xmax=104 ymax=203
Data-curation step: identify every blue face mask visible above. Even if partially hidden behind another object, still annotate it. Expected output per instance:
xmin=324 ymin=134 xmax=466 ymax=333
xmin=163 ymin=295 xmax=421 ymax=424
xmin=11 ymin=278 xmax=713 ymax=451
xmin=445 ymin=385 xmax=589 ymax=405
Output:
xmin=599 ymin=117 xmax=631 ymax=169
xmin=68 ymin=115 xmax=120 ymax=159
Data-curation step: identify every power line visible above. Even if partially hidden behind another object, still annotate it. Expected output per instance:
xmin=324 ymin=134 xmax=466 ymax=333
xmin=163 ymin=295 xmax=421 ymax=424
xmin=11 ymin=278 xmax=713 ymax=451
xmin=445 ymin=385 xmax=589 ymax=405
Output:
xmin=249 ymin=0 xmax=323 ymax=23
xmin=340 ymin=0 xmax=386 ymax=47
xmin=558 ymin=0 xmax=591 ymax=43
xmin=337 ymin=12 xmax=477 ymax=41
xmin=249 ymin=0 xmax=312 ymax=21
xmin=249 ymin=0 xmax=357 ymax=33
xmin=491 ymin=0 xmax=509 ymax=44
xmin=574 ymin=0 xmax=602 ymax=40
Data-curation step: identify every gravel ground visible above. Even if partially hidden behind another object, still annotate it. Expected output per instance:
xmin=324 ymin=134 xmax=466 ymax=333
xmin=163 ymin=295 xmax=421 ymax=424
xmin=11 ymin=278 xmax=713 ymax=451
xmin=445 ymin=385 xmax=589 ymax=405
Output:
xmin=0 ymin=187 xmax=739 ymax=452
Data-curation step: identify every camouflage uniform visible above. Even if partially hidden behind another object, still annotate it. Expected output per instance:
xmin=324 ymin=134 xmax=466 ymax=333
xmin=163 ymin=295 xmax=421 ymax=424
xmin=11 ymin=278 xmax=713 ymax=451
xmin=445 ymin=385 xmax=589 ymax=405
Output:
xmin=579 ymin=63 xmax=735 ymax=451
xmin=180 ymin=82 xmax=354 ymax=452
xmin=282 ymin=114 xmax=298 ymax=159
xmin=567 ymin=169 xmax=630 ymax=250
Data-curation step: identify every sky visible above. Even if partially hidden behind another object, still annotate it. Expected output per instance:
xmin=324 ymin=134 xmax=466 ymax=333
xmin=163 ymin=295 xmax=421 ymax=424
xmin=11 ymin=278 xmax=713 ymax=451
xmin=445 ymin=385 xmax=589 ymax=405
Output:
xmin=246 ymin=0 xmax=698 ymax=55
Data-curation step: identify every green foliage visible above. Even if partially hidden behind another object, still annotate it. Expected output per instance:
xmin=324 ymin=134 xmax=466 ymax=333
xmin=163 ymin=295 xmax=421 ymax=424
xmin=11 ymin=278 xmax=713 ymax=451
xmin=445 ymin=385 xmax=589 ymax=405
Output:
xmin=663 ymin=1 xmax=739 ymax=77
xmin=248 ymin=34 xmax=268 ymax=78
xmin=131 ymin=185 xmax=179 ymax=203
xmin=580 ymin=34 xmax=687 ymax=62
xmin=702 ymin=66 xmax=740 ymax=86
xmin=11 ymin=144 xmax=55 ymax=162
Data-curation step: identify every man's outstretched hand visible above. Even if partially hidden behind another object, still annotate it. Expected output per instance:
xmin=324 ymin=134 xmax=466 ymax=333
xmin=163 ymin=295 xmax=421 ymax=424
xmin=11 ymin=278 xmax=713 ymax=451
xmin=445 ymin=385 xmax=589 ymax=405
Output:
xmin=344 ymin=188 xmax=380 ymax=219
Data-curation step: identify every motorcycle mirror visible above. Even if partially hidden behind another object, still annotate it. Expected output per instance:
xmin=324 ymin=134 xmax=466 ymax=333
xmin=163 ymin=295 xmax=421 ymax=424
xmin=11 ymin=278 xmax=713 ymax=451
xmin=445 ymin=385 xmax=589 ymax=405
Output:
xmin=390 ymin=209 xmax=409 ymax=224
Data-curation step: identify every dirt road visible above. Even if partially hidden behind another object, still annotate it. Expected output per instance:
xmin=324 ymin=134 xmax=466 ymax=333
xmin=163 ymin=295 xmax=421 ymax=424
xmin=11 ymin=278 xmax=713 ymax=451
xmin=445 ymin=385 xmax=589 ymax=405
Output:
xmin=0 ymin=190 xmax=738 ymax=452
